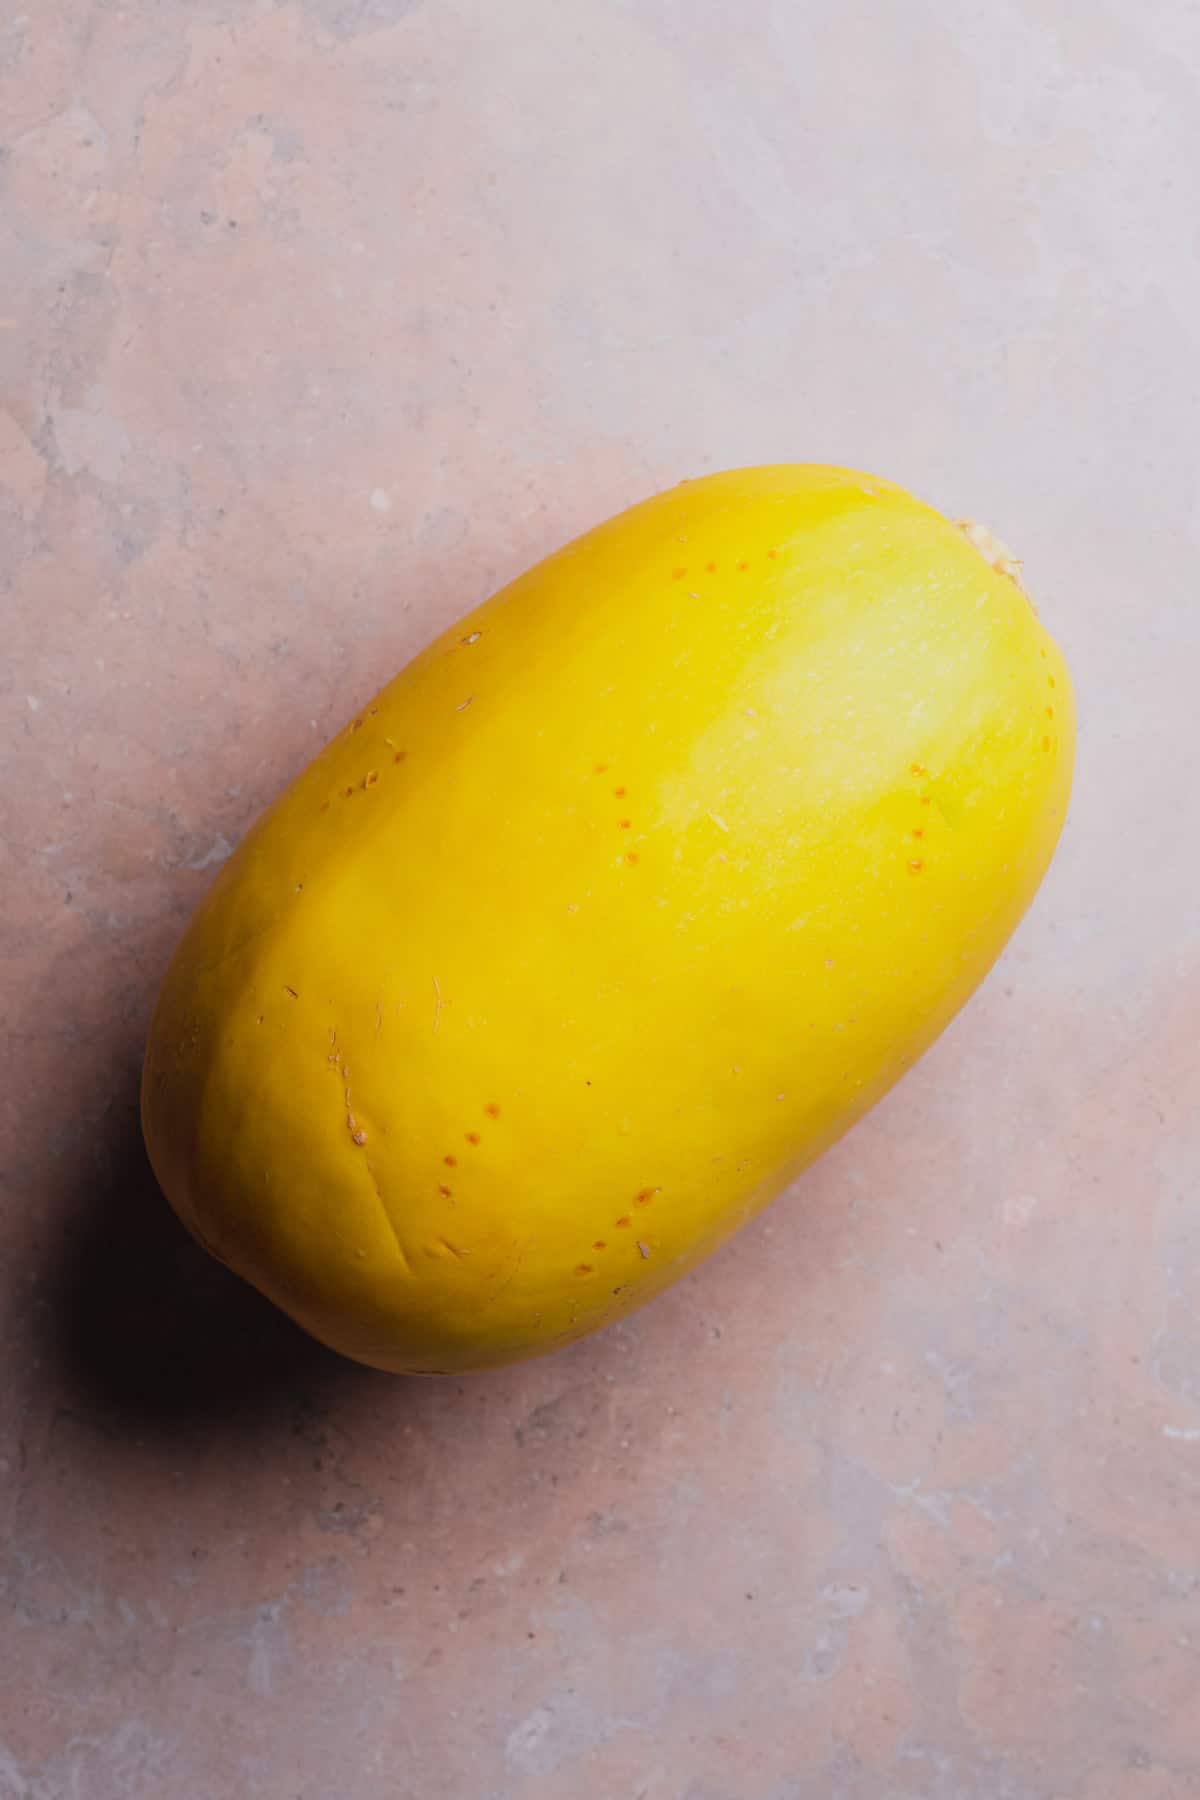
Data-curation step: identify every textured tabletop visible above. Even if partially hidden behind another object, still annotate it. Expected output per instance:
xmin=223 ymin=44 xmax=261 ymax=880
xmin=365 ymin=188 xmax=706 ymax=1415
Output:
xmin=3 ymin=3 xmax=1199 ymax=1796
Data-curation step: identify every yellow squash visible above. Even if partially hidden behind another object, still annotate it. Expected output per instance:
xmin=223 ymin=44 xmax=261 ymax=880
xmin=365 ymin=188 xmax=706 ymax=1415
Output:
xmin=142 ymin=467 xmax=1074 ymax=1373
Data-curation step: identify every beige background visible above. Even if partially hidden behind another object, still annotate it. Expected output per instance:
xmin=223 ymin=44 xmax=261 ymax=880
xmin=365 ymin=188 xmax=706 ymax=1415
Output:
xmin=3 ymin=2 xmax=1200 ymax=1796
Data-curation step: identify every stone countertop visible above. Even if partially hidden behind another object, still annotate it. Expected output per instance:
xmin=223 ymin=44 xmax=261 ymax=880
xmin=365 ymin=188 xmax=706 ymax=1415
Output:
xmin=3 ymin=3 xmax=1198 ymax=1796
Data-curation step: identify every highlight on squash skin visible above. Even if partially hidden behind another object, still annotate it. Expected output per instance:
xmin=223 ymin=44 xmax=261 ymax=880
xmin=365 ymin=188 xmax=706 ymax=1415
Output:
xmin=141 ymin=465 xmax=1075 ymax=1375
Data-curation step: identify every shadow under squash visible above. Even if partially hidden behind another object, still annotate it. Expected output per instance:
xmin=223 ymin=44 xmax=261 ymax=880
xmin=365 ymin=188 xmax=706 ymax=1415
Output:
xmin=48 ymin=1087 xmax=369 ymax=1439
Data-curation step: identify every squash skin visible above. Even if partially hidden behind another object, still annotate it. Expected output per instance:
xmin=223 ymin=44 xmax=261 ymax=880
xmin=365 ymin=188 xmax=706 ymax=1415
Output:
xmin=141 ymin=466 xmax=1074 ymax=1373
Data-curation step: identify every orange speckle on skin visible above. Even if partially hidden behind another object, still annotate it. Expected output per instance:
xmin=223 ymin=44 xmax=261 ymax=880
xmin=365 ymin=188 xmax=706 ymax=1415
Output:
xmin=626 ymin=851 xmax=639 ymax=864
xmin=909 ymin=860 xmax=924 ymax=873
xmin=911 ymin=763 xmax=926 ymax=776
xmin=364 ymin=770 xmax=379 ymax=787
xmin=576 ymin=1263 xmax=595 ymax=1275
xmin=635 ymin=1187 xmax=659 ymax=1206
xmin=705 ymin=560 xmax=717 ymax=573
xmin=593 ymin=1240 xmax=607 ymax=1251
xmin=351 ymin=717 xmax=364 ymax=731
xmin=444 ymin=1155 xmax=457 ymax=1167
xmin=320 ymin=800 xmax=330 ymax=811
xmin=485 ymin=1103 xmax=501 ymax=1119
xmin=344 ymin=786 xmax=354 ymax=798
xmin=920 ymin=795 xmax=931 ymax=807
xmin=1042 ymin=735 xmax=1052 ymax=751
xmin=594 ymin=762 xmax=608 ymax=774
xmin=615 ymin=1215 xmax=632 ymax=1228
xmin=1046 ymin=706 xmax=1054 ymax=719
xmin=394 ymin=750 xmax=407 ymax=763
xmin=438 ymin=1184 xmax=453 ymax=1198
xmin=614 ymin=786 xmax=626 ymax=797
xmin=465 ymin=1132 xmax=481 ymax=1146
xmin=767 ymin=548 xmax=779 ymax=560
xmin=736 ymin=559 xmax=749 ymax=571
xmin=912 ymin=828 xmax=925 ymax=839
xmin=619 ymin=819 xmax=631 ymax=829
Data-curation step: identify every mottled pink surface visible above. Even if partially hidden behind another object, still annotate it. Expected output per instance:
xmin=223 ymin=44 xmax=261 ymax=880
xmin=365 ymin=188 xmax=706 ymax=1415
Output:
xmin=3 ymin=3 xmax=1200 ymax=1796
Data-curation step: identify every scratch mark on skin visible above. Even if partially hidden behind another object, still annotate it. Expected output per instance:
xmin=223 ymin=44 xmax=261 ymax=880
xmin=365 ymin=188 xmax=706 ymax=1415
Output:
xmin=325 ymin=1041 xmax=410 ymax=1274
xmin=376 ymin=998 xmax=382 ymax=1033
xmin=455 ymin=695 xmax=473 ymax=711
xmin=329 ymin=1041 xmax=367 ymax=1143
xmin=707 ymin=812 xmax=730 ymax=832
xmin=361 ymin=1156 xmax=411 ymax=1276
xmin=637 ymin=1241 xmax=651 ymax=1259
xmin=434 ymin=1237 xmax=467 ymax=1260
xmin=433 ymin=977 xmax=446 ymax=1033
xmin=478 ymin=1242 xmax=526 ymax=1312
